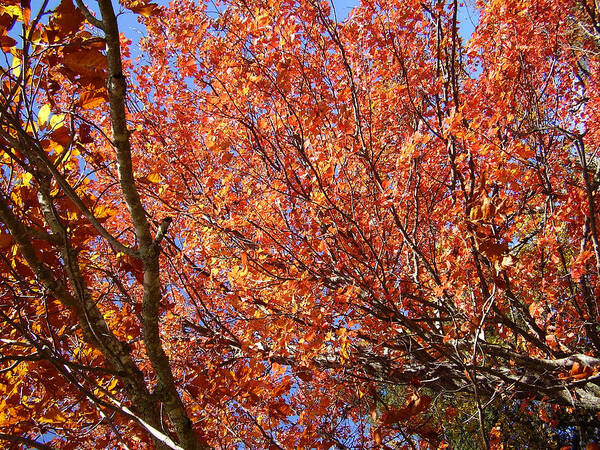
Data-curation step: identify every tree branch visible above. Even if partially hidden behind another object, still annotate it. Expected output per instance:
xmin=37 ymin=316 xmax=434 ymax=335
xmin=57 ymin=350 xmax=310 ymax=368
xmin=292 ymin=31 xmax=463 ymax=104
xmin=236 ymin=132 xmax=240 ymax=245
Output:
xmin=93 ymin=1 xmax=204 ymax=447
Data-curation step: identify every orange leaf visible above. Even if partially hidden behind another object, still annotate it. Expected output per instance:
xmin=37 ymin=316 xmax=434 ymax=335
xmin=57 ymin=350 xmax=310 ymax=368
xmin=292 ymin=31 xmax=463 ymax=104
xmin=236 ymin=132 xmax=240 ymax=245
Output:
xmin=381 ymin=394 xmax=431 ymax=425
xmin=370 ymin=404 xmax=377 ymax=421
xmin=572 ymin=366 xmax=593 ymax=380
xmin=571 ymin=250 xmax=593 ymax=282
xmin=78 ymin=90 xmax=107 ymax=109
xmin=373 ymin=428 xmax=382 ymax=445
xmin=49 ymin=0 xmax=84 ymax=40
xmin=63 ymin=48 xmax=107 ymax=78
xmin=121 ymin=0 xmax=160 ymax=17
xmin=481 ymin=197 xmax=495 ymax=220
xmin=478 ymin=239 xmax=508 ymax=263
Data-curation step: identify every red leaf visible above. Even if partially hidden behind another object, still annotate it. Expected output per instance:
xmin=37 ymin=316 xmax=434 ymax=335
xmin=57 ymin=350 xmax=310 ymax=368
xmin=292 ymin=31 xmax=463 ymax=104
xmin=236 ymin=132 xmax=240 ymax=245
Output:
xmin=50 ymin=126 xmax=71 ymax=146
xmin=0 ymin=33 xmax=16 ymax=49
xmin=0 ymin=232 xmax=13 ymax=249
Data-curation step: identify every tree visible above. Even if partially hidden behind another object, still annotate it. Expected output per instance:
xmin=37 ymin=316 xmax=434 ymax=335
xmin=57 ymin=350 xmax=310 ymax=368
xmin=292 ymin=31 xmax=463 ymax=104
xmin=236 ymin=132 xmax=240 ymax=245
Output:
xmin=0 ymin=0 xmax=599 ymax=447
xmin=378 ymin=384 xmax=600 ymax=448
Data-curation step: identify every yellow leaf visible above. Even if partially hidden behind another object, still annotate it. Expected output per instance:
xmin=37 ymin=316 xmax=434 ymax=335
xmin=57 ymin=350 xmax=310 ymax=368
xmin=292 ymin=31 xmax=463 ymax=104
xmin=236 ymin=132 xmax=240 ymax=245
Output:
xmin=256 ymin=12 xmax=269 ymax=27
xmin=146 ymin=172 xmax=162 ymax=184
xmin=340 ymin=339 xmax=349 ymax=360
xmin=26 ymin=121 xmax=38 ymax=133
xmin=48 ymin=140 xmax=64 ymax=155
xmin=0 ymin=5 xmax=23 ymax=20
xmin=469 ymin=205 xmax=482 ymax=221
xmin=50 ymin=113 xmax=66 ymax=128
xmin=38 ymin=104 xmax=51 ymax=126
xmin=21 ymin=172 xmax=33 ymax=186
xmin=107 ymin=378 xmax=119 ymax=391
xmin=11 ymin=55 xmax=21 ymax=78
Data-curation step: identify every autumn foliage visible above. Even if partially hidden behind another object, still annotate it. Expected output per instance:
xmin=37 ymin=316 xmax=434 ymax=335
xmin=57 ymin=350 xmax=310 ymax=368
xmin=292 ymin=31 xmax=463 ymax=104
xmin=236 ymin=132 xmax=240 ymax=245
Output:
xmin=1 ymin=0 xmax=600 ymax=447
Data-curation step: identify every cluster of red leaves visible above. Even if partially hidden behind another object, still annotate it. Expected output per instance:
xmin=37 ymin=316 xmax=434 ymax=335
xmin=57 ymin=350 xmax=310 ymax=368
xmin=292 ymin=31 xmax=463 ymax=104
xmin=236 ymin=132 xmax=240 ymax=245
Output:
xmin=1 ymin=0 xmax=600 ymax=448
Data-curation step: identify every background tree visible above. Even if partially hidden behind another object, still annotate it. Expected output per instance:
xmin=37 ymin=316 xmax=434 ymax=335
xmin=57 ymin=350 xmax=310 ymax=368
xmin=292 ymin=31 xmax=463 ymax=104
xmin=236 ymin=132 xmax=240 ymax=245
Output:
xmin=376 ymin=384 xmax=600 ymax=448
xmin=1 ymin=0 xmax=600 ymax=448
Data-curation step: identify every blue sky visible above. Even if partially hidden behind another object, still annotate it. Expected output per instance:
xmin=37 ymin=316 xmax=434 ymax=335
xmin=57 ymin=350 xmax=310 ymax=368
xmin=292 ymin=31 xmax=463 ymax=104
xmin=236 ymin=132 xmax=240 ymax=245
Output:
xmin=330 ymin=0 xmax=358 ymax=19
